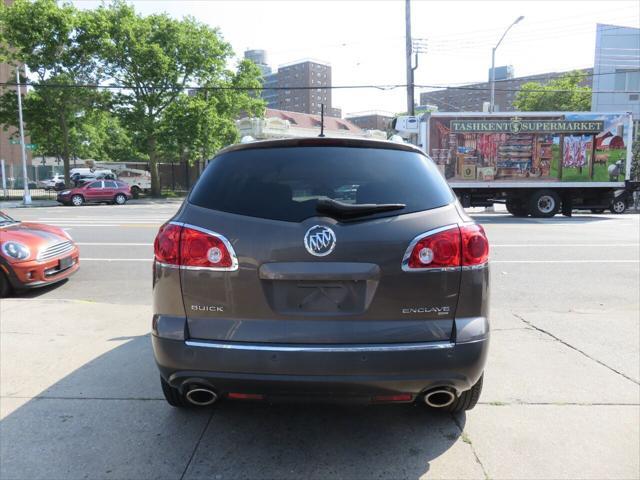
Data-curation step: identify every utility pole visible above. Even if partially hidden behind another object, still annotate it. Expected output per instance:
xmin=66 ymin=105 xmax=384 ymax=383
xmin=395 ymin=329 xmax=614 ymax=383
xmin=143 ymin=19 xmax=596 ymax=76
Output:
xmin=16 ymin=66 xmax=31 ymax=205
xmin=405 ymin=0 xmax=414 ymax=115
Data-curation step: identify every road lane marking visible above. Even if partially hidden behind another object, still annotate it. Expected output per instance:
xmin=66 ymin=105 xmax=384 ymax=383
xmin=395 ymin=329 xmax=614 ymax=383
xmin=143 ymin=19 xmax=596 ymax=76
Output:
xmin=77 ymin=242 xmax=152 ymax=246
xmin=81 ymin=258 xmax=153 ymax=261
xmin=492 ymin=260 xmax=639 ymax=264
xmin=492 ymin=244 xmax=640 ymax=247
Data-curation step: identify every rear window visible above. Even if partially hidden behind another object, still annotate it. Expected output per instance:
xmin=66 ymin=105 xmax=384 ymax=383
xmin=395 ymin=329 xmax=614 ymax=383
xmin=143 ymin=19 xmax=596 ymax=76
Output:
xmin=189 ymin=146 xmax=454 ymax=222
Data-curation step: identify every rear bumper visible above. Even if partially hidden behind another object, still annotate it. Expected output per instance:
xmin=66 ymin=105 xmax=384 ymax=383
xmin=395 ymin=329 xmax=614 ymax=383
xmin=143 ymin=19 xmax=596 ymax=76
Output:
xmin=152 ymin=330 xmax=489 ymax=400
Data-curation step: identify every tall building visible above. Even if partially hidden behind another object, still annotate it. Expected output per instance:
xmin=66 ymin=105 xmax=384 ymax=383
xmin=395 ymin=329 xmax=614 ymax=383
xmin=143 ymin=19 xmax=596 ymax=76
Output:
xmin=243 ymin=51 xmax=342 ymax=117
xmin=488 ymin=65 xmax=514 ymax=82
xmin=419 ymin=68 xmax=592 ymax=112
xmin=276 ymin=60 xmax=340 ymax=117
xmin=591 ymin=23 xmax=640 ymax=120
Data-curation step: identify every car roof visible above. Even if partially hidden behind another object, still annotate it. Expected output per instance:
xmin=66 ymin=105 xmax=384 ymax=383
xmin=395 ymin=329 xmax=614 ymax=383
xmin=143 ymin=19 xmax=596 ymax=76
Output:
xmin=215 ymin=137 xmax=425 ymax=157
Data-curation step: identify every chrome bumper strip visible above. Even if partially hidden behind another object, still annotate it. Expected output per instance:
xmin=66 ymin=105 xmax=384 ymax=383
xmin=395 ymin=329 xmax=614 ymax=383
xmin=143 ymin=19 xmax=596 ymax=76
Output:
xmin=184 ymin=339 xmax=454 ymax=353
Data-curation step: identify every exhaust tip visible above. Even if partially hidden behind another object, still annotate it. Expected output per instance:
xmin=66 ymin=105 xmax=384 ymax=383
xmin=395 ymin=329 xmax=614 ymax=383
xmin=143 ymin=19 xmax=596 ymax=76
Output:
xmin=185 ymin=386 xmax=218 ymax=406
xmin=424 ymin=389 xmax=456 ymax=408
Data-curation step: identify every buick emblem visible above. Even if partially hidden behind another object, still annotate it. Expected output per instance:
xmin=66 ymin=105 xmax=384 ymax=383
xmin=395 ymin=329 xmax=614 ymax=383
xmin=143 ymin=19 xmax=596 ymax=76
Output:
xmin=304 ymin=225 xmax=336 ymax=257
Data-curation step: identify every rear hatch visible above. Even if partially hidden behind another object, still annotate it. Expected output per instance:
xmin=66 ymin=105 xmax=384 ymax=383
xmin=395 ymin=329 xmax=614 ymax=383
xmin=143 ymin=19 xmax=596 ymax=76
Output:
xmin=178 ymin=143 xmax=462 ymax=344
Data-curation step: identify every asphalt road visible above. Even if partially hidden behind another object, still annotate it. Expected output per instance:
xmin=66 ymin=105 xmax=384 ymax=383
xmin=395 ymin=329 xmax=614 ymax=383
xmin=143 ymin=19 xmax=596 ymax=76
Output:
xmin=1 ymin=202 xmax=639 ymax=479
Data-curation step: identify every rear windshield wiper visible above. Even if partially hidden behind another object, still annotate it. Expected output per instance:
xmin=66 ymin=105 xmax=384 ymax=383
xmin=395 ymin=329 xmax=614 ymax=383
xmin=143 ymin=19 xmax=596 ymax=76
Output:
xmin=315 ymin=198 xmax=406 ymax=219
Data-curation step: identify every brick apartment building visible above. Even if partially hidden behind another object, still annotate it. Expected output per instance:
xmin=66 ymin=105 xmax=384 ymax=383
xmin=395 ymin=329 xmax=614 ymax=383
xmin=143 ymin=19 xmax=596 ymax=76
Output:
xmin=419 ymin=68 xmax=592 ymax=112
xmin=345 ymin=111 xmax=395 ymax=132
xmin=244 ymin=51 xmax=342 ymax=117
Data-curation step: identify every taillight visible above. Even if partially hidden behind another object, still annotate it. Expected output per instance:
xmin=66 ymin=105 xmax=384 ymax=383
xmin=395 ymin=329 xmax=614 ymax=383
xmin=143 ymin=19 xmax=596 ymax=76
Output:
xmin=404 ymin=225 xmax=461 ymax=270
xmin=154 ymin=223 xmax=181 ymax=265
xmin=403 ymin=224 xmax=488 ymax=271
xmin=180 ymin=225 xmax=234 ymax=269
xmin=153 ymin=222 xmax=237 ymax=271
xmin=460 ymin=224 xmax=489 ymax=266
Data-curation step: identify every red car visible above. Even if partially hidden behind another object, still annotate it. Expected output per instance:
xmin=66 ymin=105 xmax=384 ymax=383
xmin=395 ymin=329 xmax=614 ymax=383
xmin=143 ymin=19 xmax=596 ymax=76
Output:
xmin=57 ymin=180 xmax=132 ymax=206
xmin=0 ymin=211 xmax=80 ymax=297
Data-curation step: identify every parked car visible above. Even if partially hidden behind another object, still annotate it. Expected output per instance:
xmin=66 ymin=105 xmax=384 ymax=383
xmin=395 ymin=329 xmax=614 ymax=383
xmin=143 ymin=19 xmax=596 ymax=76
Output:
xmin=0 ymin=211 xmax=79 ymax=297
xmin=57 ymin=180 xmax=132 ymax=206
xmin=152 ymin=137 xmax=490 ymax=411
xmin=71 ymin=171 xmax=116 ymax=187
xmin=40 ymin=173 xmax=66 ymax=191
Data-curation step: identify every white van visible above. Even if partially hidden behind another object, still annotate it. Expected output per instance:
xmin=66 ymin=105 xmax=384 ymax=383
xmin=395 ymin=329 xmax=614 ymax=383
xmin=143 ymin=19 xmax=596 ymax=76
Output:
xmin=116 ymin=168 xmax=151 ymax=196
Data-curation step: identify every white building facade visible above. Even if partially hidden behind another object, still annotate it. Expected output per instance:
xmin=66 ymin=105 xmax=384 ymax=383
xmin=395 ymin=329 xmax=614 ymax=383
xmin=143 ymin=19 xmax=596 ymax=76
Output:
xmin=591 ymin=23 xmax=640 ymax=120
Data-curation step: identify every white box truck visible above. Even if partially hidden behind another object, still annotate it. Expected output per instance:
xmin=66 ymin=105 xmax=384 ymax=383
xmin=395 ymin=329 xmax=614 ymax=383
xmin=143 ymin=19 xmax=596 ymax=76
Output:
xmin=395 ymin=111 xmax=638 ymax=217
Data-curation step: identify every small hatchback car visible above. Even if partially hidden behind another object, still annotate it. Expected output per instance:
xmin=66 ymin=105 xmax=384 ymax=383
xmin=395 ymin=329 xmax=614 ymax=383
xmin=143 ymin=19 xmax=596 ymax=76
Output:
xmin=0 ymin=211 xmax=79 ymax=296
xmin=152 ymin=138 xmax=489 ymax=412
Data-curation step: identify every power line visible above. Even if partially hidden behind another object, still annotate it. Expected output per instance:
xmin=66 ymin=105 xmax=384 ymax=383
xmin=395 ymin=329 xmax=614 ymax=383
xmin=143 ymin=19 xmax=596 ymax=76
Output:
xmin=0 ymin=81 xmax=635 ymax=94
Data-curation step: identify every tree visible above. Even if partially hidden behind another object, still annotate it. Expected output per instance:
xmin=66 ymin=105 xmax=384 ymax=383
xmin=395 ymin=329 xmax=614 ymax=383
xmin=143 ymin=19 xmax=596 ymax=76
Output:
xmin=158 ymin=60 xmax=265 ymax=167
xmin=513 ymin=71 xmax=592 ymax=111
xmin=92 ymin=2 xmax=264 ymax=196
xmin=0 ymin=0 xmax=104 ymax=185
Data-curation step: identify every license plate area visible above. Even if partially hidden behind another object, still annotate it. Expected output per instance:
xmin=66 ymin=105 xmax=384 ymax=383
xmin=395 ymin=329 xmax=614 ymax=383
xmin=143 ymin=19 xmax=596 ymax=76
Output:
xmin=58 ymin=256 xmax=74 ymax=270
xmin=263 ymin=280 xmax=371 ymax=315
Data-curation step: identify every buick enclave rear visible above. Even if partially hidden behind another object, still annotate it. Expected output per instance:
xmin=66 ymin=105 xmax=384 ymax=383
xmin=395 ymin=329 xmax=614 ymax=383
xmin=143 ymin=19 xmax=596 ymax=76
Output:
xmin=152 ymin=138 xmax=489 ymax=412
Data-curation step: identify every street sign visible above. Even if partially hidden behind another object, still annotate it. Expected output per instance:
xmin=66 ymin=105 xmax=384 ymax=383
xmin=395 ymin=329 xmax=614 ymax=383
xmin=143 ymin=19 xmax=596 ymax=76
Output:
xmin=25 ymin=144 xmax=37 ymax=150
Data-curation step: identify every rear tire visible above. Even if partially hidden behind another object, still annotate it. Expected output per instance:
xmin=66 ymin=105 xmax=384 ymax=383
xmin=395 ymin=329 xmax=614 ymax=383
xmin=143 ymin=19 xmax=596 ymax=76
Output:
xmin=114 ymin=193 xmax=127 ymax=205
xmin=160 ymin=376 xmax=189 ymax=408
xmin=71 ymin=194 xmax=84 ymax=207
xmin=131 ymin=186 xmax=141 ymax=199
xmin=529 ymin=190 xmax=560 ymax=218
xmin=610 ymin=198 xmax=626 ymax=214
xmin=443 ymin=375 xmax=483 ymax=413
xmin=0 ymin=271 xmax=12 ymax=298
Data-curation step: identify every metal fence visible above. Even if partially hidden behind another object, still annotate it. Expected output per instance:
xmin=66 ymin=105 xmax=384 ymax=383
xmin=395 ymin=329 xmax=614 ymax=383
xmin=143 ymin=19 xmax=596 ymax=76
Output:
xmin=1 ymin=160 xmax=204 ymax=201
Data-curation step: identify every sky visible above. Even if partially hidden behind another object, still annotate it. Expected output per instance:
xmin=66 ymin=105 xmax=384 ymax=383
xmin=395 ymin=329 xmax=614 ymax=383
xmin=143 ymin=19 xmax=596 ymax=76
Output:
xmin=73 ymin=0 xmax=640 ymax=116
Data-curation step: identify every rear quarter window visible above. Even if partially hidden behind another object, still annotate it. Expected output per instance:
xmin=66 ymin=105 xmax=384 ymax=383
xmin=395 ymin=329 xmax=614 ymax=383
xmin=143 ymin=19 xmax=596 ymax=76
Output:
xmin=189 ymin=146 xmax=454 ymax=222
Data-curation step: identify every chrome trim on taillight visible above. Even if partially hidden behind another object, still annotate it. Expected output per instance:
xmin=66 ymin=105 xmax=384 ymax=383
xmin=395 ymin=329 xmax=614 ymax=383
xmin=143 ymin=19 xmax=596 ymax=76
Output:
xmin=166 ymin=221 xmax=239 ymax=272
xmin=401 ymin=224 xmax=459 ymax=272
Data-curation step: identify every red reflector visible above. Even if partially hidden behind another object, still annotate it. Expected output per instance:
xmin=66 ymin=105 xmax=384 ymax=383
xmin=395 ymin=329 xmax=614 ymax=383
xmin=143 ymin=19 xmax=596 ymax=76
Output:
xmin=460 ymin=224 xmax=489 ymax=266
xmin=373 ymin=394 xmax=413 ymax=402
xmin=406 ymin=226 xmax=461 ymax=269
xmin=227 ymin=393 xmax=264 ymax=400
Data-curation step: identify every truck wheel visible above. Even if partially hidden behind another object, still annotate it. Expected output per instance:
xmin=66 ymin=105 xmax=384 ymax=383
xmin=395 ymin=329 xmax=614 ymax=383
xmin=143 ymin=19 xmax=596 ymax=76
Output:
xmin=131 ymin=186 xmax=141 ymax=199
xmin=529 ymin=190 xmax=560 ymax=218
xmin=610 ymin=198 xmax=626 ymax=214
xmin=506 ymin=200 xmax=528 ymax=217
xmin=444 ymin=375 xmax=483 ymax=413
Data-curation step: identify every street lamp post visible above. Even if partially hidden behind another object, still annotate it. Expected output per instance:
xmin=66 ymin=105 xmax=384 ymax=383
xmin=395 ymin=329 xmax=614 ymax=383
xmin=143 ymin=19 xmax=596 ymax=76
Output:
xmin=490 ymin=15 xmax=524 ymax=113
xmin=15 ymin=66 xmax=31 ymax=205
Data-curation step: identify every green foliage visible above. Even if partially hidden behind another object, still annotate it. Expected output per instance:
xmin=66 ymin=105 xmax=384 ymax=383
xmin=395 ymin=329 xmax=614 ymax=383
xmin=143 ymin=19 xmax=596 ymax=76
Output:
xmin=631 ymin=139 xmax=640 ymax=182
xmin=0 ymin=0 xmax=265 ymax=196
xmin=513 ymin=71 xmax=592 ymax=112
